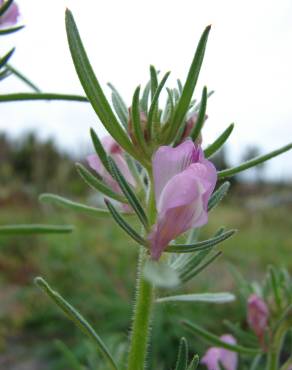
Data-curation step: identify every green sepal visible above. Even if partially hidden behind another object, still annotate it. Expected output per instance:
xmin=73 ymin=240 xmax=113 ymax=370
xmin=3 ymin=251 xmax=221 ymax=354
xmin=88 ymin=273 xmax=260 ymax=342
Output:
xmin=105 ymin=199 xmax=147 ymax=246
xmin=65 ymin=9 xmax=138 ymax=161
xmin=35 ymin=277 xmax=118 ymax=370
xmin=0 ymin=224 xmax=73 ymax=235
xmin=165 ymin=25 xmax=211 ymax=143
xmin=204 ymin=123 xmax=234 ymax=158
xmin=218 ymin=142 xmax=292 ymax=178
xmin=175 ymin=337 xmax=188 ymax=370
xmin=147 ymin=71 xmax=171 ymax=139
xmin=182 ymin=320 xmax=260 ymax=355
xmin=108 ymin=157 xmax=149 ymax=229
xmin=131 ymin=86 xmax=149 ymax=155
xmin=162 ymin=87 xmax=175 ymax=124
xmin=108 ymin=83 xmax=129 ymax=129
xmin=0 ymin=25 xmax=24 ymax=35
xmin=140 ymin=80 xmax=151 ymax=114
xmin=156 ymin=292 xmax=235 ymax=304
xmin=208 ymin=181 xmax=230 ymax=211
xmin=39 ymin=193 xmax=132 ymax=218
xmin=190 ymin=86 xmax=207 ymax=141
xmin=166 ymin=229 xmax=236 ymax=253
xmin=0 ymin=48 xmax=15 ymax=69
xmin=76 ymin=163 xmax=127 ymax=203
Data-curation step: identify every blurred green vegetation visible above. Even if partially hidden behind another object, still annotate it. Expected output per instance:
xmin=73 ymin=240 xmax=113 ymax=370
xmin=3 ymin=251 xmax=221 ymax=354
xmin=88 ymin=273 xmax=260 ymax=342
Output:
xmin=0 ymin=197 xmax=291 ymax=369
xmin=0 ymin=132 xmax=291 ymax=369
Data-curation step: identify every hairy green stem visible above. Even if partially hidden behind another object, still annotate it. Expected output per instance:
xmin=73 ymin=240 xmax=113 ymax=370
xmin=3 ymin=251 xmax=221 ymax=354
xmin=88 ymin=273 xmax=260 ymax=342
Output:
xmin=266 ymin=324 xmax=287 ymax=370
xmin=127 ymin=173 xmax=156 ymax=370
xmin=127 ymin=249 xmax=154 ymax=370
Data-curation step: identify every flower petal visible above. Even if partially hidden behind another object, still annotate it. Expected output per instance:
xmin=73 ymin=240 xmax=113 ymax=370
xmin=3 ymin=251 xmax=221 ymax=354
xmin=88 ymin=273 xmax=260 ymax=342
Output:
xmin=149 ymin=167 xmax=208 ymax=259
xmin=152 ymin=140 xmax=200 ymax=204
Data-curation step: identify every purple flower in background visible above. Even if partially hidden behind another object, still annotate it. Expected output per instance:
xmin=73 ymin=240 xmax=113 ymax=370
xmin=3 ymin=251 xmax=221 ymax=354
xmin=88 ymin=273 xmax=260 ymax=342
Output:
xmin=87 ymin=136 xmax=135 ymax=208
xmin=0 ymin=0 xmax=20 ymax=28
xmin=201 ymin=334 xmax=238 ymax=370
xmin=148 ymin=139 xmax=217 ymax=260
xmin=247 ymin=294 xmax=269 ymax=347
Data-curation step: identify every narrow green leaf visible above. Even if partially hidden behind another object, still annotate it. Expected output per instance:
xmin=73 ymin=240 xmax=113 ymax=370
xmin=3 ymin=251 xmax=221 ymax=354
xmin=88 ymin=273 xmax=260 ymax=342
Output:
xmin=177 ymin=249 xmax=212 ymax=280
xmin=105 ymin=199 xmax=147 ymax=245
xmin=0 ymin=48 xmax=14 ymax=69
xmin=108 ymin=83 xmax=129 ymax=129
xmin=0 ymin=0 xmax=13 ymax=16
xmin=150 ymin=65 xmax=158 ymax=100
xmin=108 ymin=158 xmax=149 ymax=228
xmin=177 ymin=79 xmax=183 ymax=94
xmin=218 ymin=142 xmax=292 ymax=178
xmin=156 ymin=292 xmax=235 ymax=304
xmin=6 ymin=64 xmax=41 ymax=92
xmin=183 ymin=320 xmax=260 ymax=355
xmin=181 ymin=251 xmax=222 ymax=282
xmin=187 ymin=355 xmax=200 ymax=370
xmin=143 ymin=260 xmax=180 ymax=288
xmin=65 ymin=9 xmax=138 ymax=160
xmin=0 ymin=69 xmax=10 ymax=81
xmin=269 ymin=265 xmax=282 ymax=309
xmin=0 ymin=25 xmax=24 ymax=35
xmin=166 ymin=25 xmax=211 ymax=143
xmin=204 ymin=124 xmax=234 ymax=158
xmin=131 ymin=86 xmax=149 ymax=154
xmin=40 ymin=193 xmax=132 ymax=218
xmin=0 ymin=92 xmax=88 ymax=103
xmin=190 ymin=86 xmax=207 ymax=141
xmin=250 ymin=354 xmax=263 ymax=370
xmin=162 ymin=87 xmax=175 ymax=124
xmin=54 ymin=340 xmax=84 ymax=370
xmin=76 ymin=163 xmax=127 ymax=203
xmin=175 ymin=337 xmax=188 ymax=370
xmin=90 ymin=128 xmax=111 ymax=173
xmin=140 ymin=81 xmax=151 ymax=114
xmin=208 ymin=181 xmax=230 ymax=211
xmin=147 ymin=71 xmax=171 ymax=138
xmin=166 ymin=229 xmax=236 ymax=253
xmin=35 ymin=277 xmax=118 ymax=370
xmin=0 ymin=224 xmax=73 ymax=235
xmin=223 ymin=320 xmax=258 ymax=346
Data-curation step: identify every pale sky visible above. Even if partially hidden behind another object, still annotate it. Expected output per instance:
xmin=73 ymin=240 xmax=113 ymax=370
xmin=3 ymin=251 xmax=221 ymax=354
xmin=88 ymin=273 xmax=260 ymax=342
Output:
xmin=0 ymin=0 xmax=292 ymax=180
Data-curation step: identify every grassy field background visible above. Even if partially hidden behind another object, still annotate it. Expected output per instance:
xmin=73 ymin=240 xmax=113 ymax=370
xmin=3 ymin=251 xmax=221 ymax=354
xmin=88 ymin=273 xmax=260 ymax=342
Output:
xmin=0 ymin=190 xmax=291 ymax=369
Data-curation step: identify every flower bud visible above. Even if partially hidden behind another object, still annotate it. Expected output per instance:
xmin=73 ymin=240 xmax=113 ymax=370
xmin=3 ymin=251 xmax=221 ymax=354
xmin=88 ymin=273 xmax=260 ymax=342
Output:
xmin=247 ymin=294 xmax=269 ymax=345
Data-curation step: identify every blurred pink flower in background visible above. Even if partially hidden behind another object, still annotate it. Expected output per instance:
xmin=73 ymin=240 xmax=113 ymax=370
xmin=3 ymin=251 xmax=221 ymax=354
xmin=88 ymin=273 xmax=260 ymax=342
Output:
xmin=148 ymin=139 xmax=217 ymax=260
xmin=201 ymin=334 xmax=238 ymax=370
xmin=87 ymin=136 xmax=136 ymax=210
xmin=247 ymin=294 xmax=269 ymax=348
xmin=0 ymin=0 xmax=20 ymax=28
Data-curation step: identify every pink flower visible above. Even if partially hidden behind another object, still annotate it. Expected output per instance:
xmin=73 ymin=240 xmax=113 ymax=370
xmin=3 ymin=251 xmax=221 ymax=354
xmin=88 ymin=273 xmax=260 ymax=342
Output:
xmin=148 ymin=139 xmax=217 ymax=260
xmin=201 ymin=334 xmax=238 ymax=370
xmin=247 ymin=294 xmax=269 ymax=346
xmin=87 ymin=136 xmax=135 ymax=208
xmin=0 ymin=1 xmax=20 ymax=28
